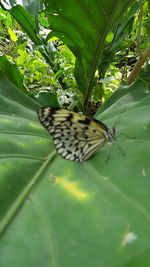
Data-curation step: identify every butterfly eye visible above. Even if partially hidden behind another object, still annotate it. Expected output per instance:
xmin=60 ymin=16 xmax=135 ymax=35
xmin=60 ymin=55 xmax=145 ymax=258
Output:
xmin=112 ymin=128 xmax=116 ymax=135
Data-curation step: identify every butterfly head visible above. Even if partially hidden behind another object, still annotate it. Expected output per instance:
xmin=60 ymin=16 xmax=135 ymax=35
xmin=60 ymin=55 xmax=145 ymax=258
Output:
xmin=107 ymin=127 xmax=116 ymax=143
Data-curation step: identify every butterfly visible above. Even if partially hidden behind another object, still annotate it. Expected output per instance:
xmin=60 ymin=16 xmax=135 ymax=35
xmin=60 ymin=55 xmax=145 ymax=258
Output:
xmin=37 ymin=107 xmax=116 ymax=162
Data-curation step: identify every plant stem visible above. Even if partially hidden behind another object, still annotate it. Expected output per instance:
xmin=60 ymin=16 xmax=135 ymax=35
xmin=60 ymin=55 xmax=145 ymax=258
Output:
xmin=127 ymin=46 xmax=150 ymax=85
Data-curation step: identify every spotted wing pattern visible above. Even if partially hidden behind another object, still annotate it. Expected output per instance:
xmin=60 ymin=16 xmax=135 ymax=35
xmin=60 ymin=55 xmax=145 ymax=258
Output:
xmin=37 ymin=107 xmax=116 ymax=162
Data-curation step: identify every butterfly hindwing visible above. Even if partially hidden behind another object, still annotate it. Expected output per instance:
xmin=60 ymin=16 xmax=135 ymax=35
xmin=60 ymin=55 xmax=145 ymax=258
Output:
xmin=37 ymin=107 xmax=116 ymax=161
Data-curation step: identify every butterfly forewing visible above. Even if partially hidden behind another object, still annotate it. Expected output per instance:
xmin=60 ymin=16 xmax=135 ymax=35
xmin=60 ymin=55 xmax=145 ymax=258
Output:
xmin=37 ymin=107 xmax=116 ymax=161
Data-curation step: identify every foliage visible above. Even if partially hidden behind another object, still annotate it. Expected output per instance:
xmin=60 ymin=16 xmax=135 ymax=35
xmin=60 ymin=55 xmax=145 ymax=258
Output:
xmin=0 ymin=6 xmax=76 ymax=102
xmin=2 ymin=1 xmax=149 ymax=111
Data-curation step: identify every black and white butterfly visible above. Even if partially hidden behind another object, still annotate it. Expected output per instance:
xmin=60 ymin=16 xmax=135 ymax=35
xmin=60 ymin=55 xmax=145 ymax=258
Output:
xmin=37 ymin=107 xmax=116 ymax=162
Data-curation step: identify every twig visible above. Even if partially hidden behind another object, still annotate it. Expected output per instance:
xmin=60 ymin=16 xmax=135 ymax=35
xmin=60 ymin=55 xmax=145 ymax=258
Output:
xmin=127 ymin=46 xmax=150 ymax=85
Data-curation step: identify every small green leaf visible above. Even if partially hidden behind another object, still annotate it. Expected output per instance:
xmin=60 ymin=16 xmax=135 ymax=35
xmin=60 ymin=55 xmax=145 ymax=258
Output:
xmin=33 ymin=92 xmax=59 ymax=107
xmin=106 ymin=31 xmax=114 ymax=43
xmin=0 ymin=55 xmax=28 ymax=94
xmin=8 ymin=27 xmax=18 ymax=42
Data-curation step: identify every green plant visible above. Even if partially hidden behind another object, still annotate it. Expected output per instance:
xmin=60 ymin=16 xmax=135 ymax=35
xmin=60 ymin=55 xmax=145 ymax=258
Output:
xmin=1 ymin=0 xmax=145 ymax=113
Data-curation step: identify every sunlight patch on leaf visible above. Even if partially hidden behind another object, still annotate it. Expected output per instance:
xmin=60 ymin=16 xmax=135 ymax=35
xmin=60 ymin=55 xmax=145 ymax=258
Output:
xmin=57 ymin=177 xmax=89 ymax=200
xmin=28 ymin=122 xmax=42 ymax=129
xmin=0 ymin=117 xmax=12 ymax=124
xmin=121 ymin=231 xmax=138 ymax=247
xmin=16 ymin=141 xmax=27 ymax=148
xmin=106 ymin=31 xmax=114 ymax=43
xmin=142 ymin=168 xmax=147 ymax=177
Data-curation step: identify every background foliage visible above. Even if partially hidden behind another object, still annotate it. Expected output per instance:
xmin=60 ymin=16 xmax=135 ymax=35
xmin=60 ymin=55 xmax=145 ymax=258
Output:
xmin=1 ymin=0 xmax=150 ymax=111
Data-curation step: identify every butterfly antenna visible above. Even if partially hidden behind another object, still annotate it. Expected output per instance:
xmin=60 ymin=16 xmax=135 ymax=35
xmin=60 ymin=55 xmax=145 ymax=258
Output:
xmin=112 ymin=113 xmax=126 ymax=156
xmin=115 ymin=141 xmax=125 ymax=156
xmin=118 ymin=132 xmax=135 ymax=139
xmin=113 ymin=113 xmax=124 ymax=128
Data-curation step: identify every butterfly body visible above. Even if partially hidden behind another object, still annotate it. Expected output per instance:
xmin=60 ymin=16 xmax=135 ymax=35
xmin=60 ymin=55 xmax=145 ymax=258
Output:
xmin=37 ymin=107 xmax=116 ymax=162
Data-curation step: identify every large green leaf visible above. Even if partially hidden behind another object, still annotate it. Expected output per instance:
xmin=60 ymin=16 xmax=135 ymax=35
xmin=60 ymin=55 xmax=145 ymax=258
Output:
xmin=1 ymin=0 xmax=137 ymax=107
xmin=46 ymin=0 xmax=136 ymax=98
xmin=9 ymin=5 xmax=42 ymax=45
xmin=0 ymin=0 xmax=43 ymax=17
xmin=0 ymin=0 xmax=136 ymax=112
xmin=0 ymin=70 xmax=150 ymax=266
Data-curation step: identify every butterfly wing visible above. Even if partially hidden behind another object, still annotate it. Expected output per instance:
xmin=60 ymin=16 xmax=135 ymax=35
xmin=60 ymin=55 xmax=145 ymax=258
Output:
xmin=37 ymin=107 xmax=110 ymax=162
